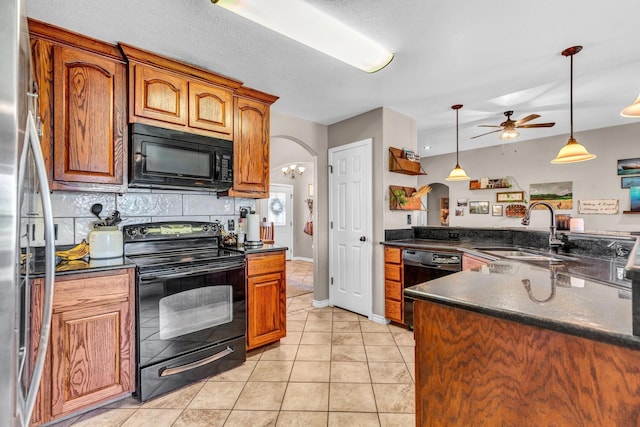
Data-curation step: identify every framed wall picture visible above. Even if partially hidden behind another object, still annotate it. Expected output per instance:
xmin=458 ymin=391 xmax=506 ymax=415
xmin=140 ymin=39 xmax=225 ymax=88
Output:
xmin=469 ymin=201 xmax=490 ymax=214
xmin=621 ymin=176 xmax=640 ymax=188
xmin=618 ymin=158 xmax=640 ymax=176
xmin=496 ymin=191 xmax=524 ymax=203
xmin=492 ymin=205 xmax=503 ymax=216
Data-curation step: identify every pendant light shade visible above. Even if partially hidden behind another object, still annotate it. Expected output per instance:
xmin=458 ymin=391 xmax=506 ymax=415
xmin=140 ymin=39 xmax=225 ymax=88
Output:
xmin=446 ymin=104 xmax=470 ymax=181
xmin=621 ymin=94 xmax=640 ymax=117
xmin=552 ymin=46 xmax=596 ymax=164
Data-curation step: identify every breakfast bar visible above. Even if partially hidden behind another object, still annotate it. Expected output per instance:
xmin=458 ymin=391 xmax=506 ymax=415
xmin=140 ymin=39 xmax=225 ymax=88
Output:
xmin=384 ymin=227 xmax=640 ymax=426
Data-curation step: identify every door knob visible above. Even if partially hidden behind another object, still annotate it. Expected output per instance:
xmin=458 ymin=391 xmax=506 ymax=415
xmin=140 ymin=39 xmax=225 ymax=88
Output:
xmin=359 ymin=236 xmax=366 ymax=242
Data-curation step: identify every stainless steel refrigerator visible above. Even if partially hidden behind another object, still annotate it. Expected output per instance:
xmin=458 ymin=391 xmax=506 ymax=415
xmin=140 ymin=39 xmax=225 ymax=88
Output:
xmin=1 ymin=0 xmax=56 ymax=425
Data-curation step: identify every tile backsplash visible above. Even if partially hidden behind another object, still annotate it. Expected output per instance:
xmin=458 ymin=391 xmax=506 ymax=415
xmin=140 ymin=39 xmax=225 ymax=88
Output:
xmin=21 ymin=189 xmax=255 ymax=247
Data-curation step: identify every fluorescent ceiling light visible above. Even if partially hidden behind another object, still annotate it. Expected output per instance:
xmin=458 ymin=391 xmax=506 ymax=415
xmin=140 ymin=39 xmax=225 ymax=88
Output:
xmin=212 ymin=0 xmax=394 ymax=73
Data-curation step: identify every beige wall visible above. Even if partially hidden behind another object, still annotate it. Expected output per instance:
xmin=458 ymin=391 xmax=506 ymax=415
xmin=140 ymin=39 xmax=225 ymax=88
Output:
xmin=419 ymin=122 xmax=640 ymax=232
xmin=328 ymin=107 xmax=417 ymax=319
xmin=270 ymin=112 xmax=329 ymax=301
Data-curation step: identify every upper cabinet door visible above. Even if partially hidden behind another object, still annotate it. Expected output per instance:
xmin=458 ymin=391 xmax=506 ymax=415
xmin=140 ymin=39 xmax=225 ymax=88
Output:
xmin=53 ymin=45 xmax=126 ymax=187
xmin=188 ymin=81 xmax=233 ymax=136
xmin=132 ymin=64 xmax=188 ymax=126
xmin=233 ymin=97 xmax=270 ymax=197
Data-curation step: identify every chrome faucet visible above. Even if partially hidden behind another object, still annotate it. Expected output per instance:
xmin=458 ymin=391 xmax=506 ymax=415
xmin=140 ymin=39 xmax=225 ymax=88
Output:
xmin=521 ymin=202 xmax=564 ymax=251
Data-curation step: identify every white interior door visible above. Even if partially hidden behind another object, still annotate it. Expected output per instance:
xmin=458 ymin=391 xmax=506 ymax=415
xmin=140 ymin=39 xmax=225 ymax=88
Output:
xmin=262 ymin=184 xmax=293 ymax=260
xmin=328 ymin=139 xmax=372 ymax=317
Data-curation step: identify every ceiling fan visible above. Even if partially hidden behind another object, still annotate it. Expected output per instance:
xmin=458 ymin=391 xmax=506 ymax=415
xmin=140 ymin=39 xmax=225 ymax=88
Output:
xmin=471 ymin=110 xmax=555 ymax=140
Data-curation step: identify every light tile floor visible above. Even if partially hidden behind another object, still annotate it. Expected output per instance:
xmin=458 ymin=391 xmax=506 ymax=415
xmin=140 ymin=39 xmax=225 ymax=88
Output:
xmin=51 ymin=261 xmax=415 ymax=426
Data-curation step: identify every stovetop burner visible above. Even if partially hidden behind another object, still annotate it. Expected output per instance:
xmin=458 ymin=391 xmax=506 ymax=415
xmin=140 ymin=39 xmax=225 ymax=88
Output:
xmin=123 ymin=221 xmax=244 ymax=273
xmin=128 ymin=247 xmax=243 ymax=269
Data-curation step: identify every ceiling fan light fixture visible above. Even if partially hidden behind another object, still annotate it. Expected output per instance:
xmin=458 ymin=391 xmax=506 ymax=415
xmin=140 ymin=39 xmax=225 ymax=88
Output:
xmin=211 ymin=0 xmax=394 ymax=73
xmin=445 ymin=104 xmax=470 ymax=182
xmin=621 ymin=94 xmax=640 ymax=117
xmin=551 ymin=137 xmax=596 ymax=164
xmin=552 ymin=45 xmax=596 ymax=164
xmin=499 ymin=127 xmax=520 ymax=141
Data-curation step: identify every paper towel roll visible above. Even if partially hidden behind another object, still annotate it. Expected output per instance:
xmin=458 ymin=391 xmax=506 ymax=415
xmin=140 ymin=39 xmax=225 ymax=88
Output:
xmin=247 ymin=213 xmax=260 ymax=242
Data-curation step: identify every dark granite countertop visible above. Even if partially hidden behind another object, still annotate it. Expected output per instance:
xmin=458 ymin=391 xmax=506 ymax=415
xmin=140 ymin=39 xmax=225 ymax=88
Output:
xmin=225 ymin=243 xmax=288 ymax=255
xmin=24 ymin=255 xmax=135 ymax=278
xmin=383 ymin=228 xmax=640 ymax=349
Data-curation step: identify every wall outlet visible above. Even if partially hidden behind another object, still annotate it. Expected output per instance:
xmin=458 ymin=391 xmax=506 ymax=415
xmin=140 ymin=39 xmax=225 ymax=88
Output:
xmin=407 ymin=214 xmax=412 ymax=225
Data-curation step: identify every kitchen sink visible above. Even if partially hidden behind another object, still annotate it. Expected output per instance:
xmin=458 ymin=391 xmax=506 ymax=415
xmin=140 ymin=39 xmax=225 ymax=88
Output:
xmin=481 ymin=249 xmax=564 ymax=262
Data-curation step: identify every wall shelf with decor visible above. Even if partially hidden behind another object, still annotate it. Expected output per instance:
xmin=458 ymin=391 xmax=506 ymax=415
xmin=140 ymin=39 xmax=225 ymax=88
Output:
xmin=388 ymin=147 xmax=426 ymax=175
xmin=469 ymin=178 xmax=511 ymax=190
xmin=389 ymin=186 xmax=425 ymax=210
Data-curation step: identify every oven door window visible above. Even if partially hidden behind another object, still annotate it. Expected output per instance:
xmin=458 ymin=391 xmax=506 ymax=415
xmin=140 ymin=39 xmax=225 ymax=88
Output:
xmin=159 ymin=285 xmax=232 ymax=340
xmin=138 ymin=268 xmax=245 ymax=367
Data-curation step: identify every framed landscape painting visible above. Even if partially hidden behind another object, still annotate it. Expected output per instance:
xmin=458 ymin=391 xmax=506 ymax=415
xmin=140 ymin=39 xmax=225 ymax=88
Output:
xmin=621 ymin=176 xmax=640 ymax=188
xmin=530 ymin=181 xmax=573 ymax=210
xmin=617 ymin=158 xmax=640 ymax=176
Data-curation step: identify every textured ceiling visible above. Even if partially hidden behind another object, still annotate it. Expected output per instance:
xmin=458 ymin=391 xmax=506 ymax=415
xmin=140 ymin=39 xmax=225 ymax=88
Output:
xmin=26 ymin=0 xmax=640 ymax=156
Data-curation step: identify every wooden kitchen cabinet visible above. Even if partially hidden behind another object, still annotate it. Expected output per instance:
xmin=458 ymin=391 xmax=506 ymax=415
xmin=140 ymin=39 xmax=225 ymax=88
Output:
xmin=229 ymin=95 xmax=271 ymax=198
xmin=121 ymin=43 xmax=239 ymax=140
xmin=29 ymin=19 xmax=127 ymax=193
xmin=29 ymin=268 xmax=135 ymax=426
xmin=246 ymin=250 xmax=287 ymax=350
xmin=384 ymin=246 xmax=404 ymax=324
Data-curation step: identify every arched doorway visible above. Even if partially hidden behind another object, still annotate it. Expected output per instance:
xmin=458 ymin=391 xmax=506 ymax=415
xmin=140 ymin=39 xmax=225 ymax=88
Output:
xmin=263 ymin=135 xmax=318 ymax=294
xmin=427 ymin=183 xmax=450 ymax=226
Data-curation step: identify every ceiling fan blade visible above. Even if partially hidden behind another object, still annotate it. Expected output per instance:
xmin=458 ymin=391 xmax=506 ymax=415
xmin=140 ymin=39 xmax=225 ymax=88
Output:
xmin=477 ymin=125 xmax=502 ymax=128
xmin=470 ymin=129 xmax=502 ymax=139
xmin=517 ymin=122 xmax=555 ymax=128
xmin=515 ymin=114 xmax=540 ymax=125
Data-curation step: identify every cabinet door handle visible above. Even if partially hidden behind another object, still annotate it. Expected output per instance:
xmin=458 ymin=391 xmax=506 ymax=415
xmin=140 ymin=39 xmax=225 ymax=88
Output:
xmin=360 ymin=236 xmax=366 ymax=242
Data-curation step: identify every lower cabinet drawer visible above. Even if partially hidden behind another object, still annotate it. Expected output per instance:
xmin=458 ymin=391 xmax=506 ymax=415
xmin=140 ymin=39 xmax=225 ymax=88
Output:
xmin=385 ymin=279 xmax=402 ymax=301
xmin=385 ymin=298 xmax=403 ymax=323
xmin=384 ymin=264 xmax=401 ymax=282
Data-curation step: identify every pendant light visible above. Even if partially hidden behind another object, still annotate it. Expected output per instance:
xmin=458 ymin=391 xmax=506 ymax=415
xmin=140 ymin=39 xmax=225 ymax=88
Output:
xmin=446 ymin=104 xmax=470 ymax=181
xmin=621 ymin=94 xmax=640 ymax=117
xmin=551 ymin=46 xmax=596 ymax=164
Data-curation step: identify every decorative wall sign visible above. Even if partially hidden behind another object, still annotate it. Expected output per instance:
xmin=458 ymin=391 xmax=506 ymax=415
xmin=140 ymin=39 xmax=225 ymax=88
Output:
xmin=492 ymin=205 xmax=503 ymax=216
xmin=496 ymin=191 xmax=525 ymax=203
xmin=530 ymin=181 xmax=573 ymax=210
xmin=617 ymin=158 xmax=640 ymax=176
xmin=621 ymin=176 xmax=640 ymax=188
xmin=469 ymin=201 xmax=490 ymax=214
xmin=457 ymin=198 xmax=468 ymax=207
xmin=577 ymin=199 xmax=619 ymax=214
xmin=455 ymin=208 xmax=464 ymax=216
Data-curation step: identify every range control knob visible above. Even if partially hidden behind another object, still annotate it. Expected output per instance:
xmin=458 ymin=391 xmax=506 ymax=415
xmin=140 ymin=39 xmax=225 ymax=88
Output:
xmin=202 ymin=224 xmax=209 ymax=232
xmin=211 ymin=223 xmax=220 ymax=234
xmin=126 ymin=227 xmax=138 ymax=237
xmin=139 ymin=226 xmax=148 ymax=236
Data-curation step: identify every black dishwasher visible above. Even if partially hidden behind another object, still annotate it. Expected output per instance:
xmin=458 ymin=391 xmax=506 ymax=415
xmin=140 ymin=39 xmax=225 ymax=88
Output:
xmin=403 ymin=249 xmax=462 ymax=329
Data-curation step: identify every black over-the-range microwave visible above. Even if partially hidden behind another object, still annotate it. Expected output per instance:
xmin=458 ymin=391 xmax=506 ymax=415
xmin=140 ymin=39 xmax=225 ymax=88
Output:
xmin=129 ymin=123 xmax=233 ymax=192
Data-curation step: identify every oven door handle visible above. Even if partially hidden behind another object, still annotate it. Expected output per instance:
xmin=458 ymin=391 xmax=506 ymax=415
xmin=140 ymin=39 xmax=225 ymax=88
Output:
xmin=139 ymin=262 xmax=245 ymax=280
xmin=159 ymin=346 xmax=235 ymax=377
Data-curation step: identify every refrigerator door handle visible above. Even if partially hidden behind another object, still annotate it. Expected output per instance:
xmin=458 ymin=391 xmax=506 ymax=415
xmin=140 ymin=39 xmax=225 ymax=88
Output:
xmin=18 ymin=111 xmax=55 ymax=426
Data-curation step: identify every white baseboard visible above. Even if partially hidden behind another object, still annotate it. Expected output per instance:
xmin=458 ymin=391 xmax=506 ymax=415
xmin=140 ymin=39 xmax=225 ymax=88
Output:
xmin=292 ymin=256 xmax=313 ymax=262
xmin=369 ymin=313 xmax=391 ymax=325
xmin=312 ymin=298 xmax=330 ymax=308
